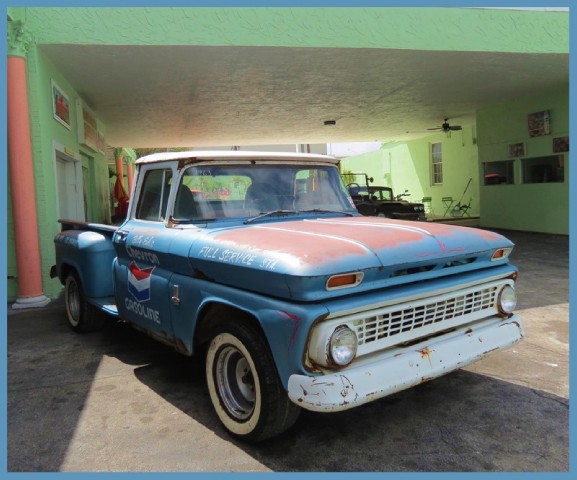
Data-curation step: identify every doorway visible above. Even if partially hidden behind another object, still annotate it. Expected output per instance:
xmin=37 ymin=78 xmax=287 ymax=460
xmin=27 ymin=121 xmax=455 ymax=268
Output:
xmin=55 ymin=149 xmax=85 ymax=221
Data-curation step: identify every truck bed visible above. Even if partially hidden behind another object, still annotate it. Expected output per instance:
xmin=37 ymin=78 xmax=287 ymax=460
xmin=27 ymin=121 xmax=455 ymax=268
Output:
xmin=59 ymin=219 xmax=118 ymax=236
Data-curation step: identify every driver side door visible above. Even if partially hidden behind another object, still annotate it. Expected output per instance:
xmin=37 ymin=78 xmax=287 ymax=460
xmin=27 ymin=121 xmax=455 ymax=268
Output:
xmin=112 ymin=164 xmax=178 ymax=340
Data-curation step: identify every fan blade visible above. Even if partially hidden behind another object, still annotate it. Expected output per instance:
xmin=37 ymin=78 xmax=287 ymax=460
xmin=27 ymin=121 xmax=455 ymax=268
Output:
xmin=449 ymin=126 xmax=463 ymax=131
xmin=427 ymin=127 xmax=442 ymax=130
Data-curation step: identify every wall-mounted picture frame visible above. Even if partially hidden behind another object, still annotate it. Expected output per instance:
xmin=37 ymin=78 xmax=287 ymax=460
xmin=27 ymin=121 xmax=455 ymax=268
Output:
xmin=527 ymin=110 xmax=551 ymax=137
xmin=507 ymin=142 xmax=525 ymax=158
xmin=76 ymin=98 xmax=99 ymax=151
xmin=51 ymin=80 xmax=71 ymax=129
xmin=552 ymin=136 xmax=569 ymax=153
xmin=96 ymin=129 xmax=106 ymax=154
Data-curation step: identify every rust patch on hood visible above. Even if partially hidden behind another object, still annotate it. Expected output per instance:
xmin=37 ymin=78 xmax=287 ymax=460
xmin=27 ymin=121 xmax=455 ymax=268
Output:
xmin=211 ymin=222 xmax=374 ymax=265
xmin=211 ymin=218 xmax=463 ymax=266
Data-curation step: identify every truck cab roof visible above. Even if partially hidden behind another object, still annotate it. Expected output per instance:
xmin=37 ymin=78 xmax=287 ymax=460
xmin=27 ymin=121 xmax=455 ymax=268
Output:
xmin=135 ymin=150 xmax=340 ymax=165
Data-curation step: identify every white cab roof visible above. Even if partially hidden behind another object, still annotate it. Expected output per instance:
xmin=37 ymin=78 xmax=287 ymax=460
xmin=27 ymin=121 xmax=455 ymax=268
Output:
xmin=135 ymin=150 xmax=340 ymax=165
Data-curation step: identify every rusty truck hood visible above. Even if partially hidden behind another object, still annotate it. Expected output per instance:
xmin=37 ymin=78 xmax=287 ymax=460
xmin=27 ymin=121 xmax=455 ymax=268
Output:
xmin=187 ymin=217 xmax=514 ymax=301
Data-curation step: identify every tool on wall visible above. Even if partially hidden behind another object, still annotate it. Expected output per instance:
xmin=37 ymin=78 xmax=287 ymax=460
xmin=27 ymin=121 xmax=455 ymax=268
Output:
xmin=452 ymin=177 xmax=473 ymax=216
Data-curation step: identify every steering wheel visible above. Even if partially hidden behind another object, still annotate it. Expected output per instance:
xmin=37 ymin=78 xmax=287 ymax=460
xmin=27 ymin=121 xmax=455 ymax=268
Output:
xmin=346 ymin=182 xmax=361 ymax=196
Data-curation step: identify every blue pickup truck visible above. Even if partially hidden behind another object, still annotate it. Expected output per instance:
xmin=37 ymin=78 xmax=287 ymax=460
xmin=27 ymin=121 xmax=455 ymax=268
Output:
xmin=51 ymin=150 xmax=524 ymax=442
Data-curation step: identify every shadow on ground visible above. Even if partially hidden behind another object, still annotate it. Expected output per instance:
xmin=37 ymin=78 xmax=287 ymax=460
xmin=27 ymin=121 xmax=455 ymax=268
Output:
xmin=8 ymin=310 xmax=568 ymax=472
xmin=130 ymin=324 xmax=568 ymax=472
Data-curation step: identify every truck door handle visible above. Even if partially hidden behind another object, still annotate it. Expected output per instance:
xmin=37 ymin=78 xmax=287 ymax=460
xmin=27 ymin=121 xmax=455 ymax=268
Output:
xmin=171 ymin=284 xmax=180 ymax=306
xmin=115 ymin=230 xmax=129 ymax=244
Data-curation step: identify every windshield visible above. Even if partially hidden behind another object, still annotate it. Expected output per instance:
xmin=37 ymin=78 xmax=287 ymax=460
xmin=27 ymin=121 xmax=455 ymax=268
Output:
xmin=172 ymin=163 xmax=356 ymax=222
xmin=369 ymin=187 xmax=394 ymax=201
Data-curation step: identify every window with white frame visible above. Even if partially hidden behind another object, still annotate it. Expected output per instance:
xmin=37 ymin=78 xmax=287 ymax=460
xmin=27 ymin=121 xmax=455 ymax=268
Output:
xmin=430 ymin=142 xmax=443 ymax=185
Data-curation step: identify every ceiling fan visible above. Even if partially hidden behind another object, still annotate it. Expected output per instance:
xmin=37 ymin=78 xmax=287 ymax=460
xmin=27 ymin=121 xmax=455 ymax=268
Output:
xmin=428 ymin=118 xmax=462 ymax=137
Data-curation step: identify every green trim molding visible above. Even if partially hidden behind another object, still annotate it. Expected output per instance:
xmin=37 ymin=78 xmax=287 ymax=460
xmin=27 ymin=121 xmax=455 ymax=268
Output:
xmin=7 ymin=20 xmax=32 ymax=58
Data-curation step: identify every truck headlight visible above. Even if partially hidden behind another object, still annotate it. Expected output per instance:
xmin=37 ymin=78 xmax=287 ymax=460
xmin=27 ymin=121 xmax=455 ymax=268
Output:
xmin=329 ymin=326 xmax=358 ymax=366
xmin=497 ymin=285 xmax=517 ymax=314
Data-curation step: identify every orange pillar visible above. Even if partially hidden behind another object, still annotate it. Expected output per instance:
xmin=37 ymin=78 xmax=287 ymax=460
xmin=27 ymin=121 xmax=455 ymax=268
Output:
xmin=113 ymin=153 xmax=129 ymax=219
xmin=115 ymin=154 xmax=124 ymax=184
xmin=126 ymin=163 xmax=134 ymax=197
xmin=8 ymin=48 xmax=50 ymax=308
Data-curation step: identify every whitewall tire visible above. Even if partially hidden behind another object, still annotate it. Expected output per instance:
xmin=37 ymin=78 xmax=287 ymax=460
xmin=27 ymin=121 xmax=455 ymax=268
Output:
xmin=205 ymin=321 xmax=300 ymax=442
xmin=64 ymin=272 xmax=106 ymax=333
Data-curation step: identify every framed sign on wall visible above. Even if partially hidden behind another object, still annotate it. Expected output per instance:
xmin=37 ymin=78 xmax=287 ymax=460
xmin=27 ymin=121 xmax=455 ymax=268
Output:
xmin=507 ymin=142 xmax=525 ymax=158
xmin=527 ymin=110 xmax=551 ymax=137
xmin=51 ymin=80 xmax=71 ymax=129
xmin=552 ymin=136 xmax=569 ymax=153
xmin=76 ymin=99 xmax=99 ymax=151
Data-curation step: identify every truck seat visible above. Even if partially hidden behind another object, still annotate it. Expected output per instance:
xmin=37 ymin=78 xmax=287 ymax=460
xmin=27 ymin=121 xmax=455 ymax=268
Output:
xmin=244 ymin=184 xmax=281 ymax=213
xmin=175 ymin=185 xmax=215 ymax=220
xmin=175 ymin=185 xmax=199 ymax=219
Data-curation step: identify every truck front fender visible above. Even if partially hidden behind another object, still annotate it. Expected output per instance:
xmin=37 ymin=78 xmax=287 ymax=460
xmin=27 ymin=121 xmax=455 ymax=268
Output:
xmin=168 ymin=273 xmax=328 ymax=388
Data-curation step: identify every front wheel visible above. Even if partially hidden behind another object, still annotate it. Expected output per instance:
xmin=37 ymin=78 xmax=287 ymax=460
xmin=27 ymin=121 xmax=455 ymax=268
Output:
xmin=205 ymin=322 xmax=300 ymax=442
xmin=64 ymin=272 xmax=106 ymax=333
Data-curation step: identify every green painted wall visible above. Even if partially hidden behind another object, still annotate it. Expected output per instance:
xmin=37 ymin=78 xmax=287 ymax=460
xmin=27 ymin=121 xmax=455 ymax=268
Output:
xmin=7 ymin=43 xmax=112 ymax=301
xmin=340 ymin=126 xmax=480 ymax=218
xmin=15 ymin=7 xmax=568 ymax=53
xmin=477 ymin=86 xmax=569 ymax=234
xmin=341 ymin=86 xmax=569 ymax=235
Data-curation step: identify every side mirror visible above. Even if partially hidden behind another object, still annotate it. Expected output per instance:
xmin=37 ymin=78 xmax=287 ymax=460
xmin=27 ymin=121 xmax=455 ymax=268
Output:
xmin=369 ymin=177 xmax=374 ymax=183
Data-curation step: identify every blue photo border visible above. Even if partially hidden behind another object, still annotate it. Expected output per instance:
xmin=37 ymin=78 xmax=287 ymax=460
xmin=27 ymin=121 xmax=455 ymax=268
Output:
xmin=1 ymin=1 xmax=573 ymax=478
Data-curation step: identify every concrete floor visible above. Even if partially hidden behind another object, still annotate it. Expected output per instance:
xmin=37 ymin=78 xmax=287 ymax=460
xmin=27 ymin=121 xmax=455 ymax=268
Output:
xmin=6 ymin=228 xmax=569 ymax=472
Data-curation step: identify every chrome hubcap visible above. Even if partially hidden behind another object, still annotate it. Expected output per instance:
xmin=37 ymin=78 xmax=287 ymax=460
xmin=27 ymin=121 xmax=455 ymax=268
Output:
xmin=215 ymin=345 xmax=256 ymax=420
xmin=66 ymin=279 xmax=80 ymax=326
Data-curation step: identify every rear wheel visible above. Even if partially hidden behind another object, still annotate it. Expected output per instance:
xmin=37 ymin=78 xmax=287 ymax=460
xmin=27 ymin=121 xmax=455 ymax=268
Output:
xmin=205 ymin=321 xmax=300 ymax=442
xmin=64 ymin=272 xmax=106 ymax=332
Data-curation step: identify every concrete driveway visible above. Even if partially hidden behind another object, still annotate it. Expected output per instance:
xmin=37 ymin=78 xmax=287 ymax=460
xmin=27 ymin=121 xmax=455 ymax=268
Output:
xmin=6 ymin=229 xmax=569 ymax=472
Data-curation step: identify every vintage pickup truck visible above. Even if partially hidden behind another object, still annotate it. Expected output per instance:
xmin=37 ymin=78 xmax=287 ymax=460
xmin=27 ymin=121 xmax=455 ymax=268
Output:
xmin=51 ymin=150 xmax=524 ymax=442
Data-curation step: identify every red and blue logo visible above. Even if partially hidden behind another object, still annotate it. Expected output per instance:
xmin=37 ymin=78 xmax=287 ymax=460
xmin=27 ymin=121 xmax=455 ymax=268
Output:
xmin=128 ymin=261 xmax=154 ymax=302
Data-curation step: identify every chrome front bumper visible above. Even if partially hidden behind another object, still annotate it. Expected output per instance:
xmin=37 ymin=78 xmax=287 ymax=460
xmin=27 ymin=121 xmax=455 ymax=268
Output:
xmin=288 ymin=314 xmax=524 ymax=412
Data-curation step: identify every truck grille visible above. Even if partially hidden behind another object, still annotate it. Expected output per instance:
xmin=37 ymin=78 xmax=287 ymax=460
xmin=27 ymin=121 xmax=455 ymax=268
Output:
xmin=354 ymin=285 xmax=498 ymax=346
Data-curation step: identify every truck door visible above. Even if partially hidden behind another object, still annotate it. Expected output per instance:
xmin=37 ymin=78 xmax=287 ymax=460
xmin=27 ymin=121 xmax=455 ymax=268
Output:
xmin=112 ymin=164 xmax=178 ymax=341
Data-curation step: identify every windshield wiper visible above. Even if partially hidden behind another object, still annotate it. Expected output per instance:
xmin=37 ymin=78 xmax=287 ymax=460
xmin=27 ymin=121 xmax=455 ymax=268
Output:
xmin=170 ymin=216 xmax=218 ymax=224
xmin=299 ymin=209 xmax=355 ymax=217
xmin=244 ymin=210 xmax=299 ymax=224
